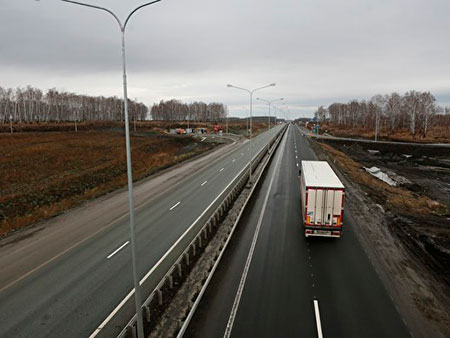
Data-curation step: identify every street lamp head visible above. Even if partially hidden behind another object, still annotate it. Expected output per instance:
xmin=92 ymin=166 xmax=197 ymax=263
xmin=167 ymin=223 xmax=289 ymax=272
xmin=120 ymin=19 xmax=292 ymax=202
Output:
xmin=280 ymin=98 xmax=284 ymax=100
xmin=270 ymin=83 xmax=276 ymax=87
xmin=227 ymin=84 xmax=233 ymax=88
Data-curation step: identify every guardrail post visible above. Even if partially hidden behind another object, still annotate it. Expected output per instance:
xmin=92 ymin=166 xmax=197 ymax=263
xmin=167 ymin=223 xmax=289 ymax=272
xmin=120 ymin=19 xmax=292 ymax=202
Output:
xmin=145 ymin=305 xmax=151 ymax=322
xmin=128 ymin=324 xmax=137 ymax=338
xmin=177 ymin=263 xmax=182 ymax=277
xmin=157 ymin=289 xmax=163 ymax=306
xmin=185 ymin=253 xmax=190 ymax=265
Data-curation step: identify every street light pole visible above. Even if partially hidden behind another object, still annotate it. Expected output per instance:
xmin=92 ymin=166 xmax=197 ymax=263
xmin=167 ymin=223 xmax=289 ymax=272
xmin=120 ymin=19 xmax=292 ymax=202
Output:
xmin=39 ymin=1 xmax=163 ymax=337
xmin=256 ymin=97 xmax=283 ymax=130
xmin=227 ymin=83 xmax=275 ymax=181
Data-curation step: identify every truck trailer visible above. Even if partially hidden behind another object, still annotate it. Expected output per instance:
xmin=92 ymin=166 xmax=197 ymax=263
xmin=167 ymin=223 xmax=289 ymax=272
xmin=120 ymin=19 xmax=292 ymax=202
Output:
xmin=300 ymin=161 xmax=345 ymax=238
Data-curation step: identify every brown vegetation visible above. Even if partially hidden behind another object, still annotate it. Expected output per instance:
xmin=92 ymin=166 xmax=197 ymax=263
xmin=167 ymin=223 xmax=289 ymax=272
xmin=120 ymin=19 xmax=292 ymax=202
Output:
xmin=0 ymin=129 xmax=219 ymax=237
xmin=0 ymin=120 xmax=268 ymax=137
xmin=320 ymin=122 xmax=450 ymax=143
xmin=314 ymin=91 xmax=450 ymax=141
xmin=319 ymin=143 xmax=446 ymax=215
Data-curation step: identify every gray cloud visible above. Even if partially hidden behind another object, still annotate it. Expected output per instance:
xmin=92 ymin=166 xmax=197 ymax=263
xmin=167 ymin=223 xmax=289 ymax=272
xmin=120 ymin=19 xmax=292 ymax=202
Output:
xmin=1 ymin=0 xmax=450 ymax=118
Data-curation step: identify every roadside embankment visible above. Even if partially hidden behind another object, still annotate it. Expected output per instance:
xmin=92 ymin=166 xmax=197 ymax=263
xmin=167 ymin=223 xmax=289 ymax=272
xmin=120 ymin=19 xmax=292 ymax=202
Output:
xmin=309 ymin=135 xmax=450 ymax=338
xmin=0 ymin=130 xmax=224 ymax=237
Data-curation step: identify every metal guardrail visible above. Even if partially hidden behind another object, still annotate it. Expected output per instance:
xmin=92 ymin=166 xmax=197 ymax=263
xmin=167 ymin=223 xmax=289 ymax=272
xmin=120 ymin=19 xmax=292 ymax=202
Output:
xmin=90 ymin=126 xmax=286 ymax=338
xmin=176 ymin=123 xmax=287 ymax=338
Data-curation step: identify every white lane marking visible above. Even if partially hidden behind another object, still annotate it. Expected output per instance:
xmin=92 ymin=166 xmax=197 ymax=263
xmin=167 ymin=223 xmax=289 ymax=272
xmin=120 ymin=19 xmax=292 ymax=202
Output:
xmin=296 ymin=155 xmax=298 ymax=159
xmin=201 ymin=181 xmax=207 ymax=186
xmin=314 ymin=300 xmax=324 ymax=338
xmin=169 ymin=201 xmax=181 ymax=210
xmin=106 ymin=241 xmax=129 ymax=259
xmin=223 ymin=129 xmax=287 ymax=338
xmin=296 ymin=163 xmax=299 ymax=167
xmin=219 ymin=168 xmax=224 ymax=172
xmin=201 ymin=137 xmax=206 ymax=142
xmin=232 ymin=159 xmax=236 ymax=163
xmin=241 ymin=152 xmax=244 ymax=156
xmin=90 ymin=137 xmax=276 ymax=338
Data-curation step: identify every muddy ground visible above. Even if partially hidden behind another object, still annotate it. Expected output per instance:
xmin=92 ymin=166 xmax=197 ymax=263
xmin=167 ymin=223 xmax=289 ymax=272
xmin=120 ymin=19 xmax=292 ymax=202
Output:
xmin=314 ymin=137 xmax=450 ymax=337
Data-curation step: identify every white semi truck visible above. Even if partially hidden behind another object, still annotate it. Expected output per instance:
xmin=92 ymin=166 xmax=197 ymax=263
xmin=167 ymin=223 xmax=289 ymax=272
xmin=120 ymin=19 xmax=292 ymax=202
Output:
xmin=300 ymin=161 xmax=345 ymax=238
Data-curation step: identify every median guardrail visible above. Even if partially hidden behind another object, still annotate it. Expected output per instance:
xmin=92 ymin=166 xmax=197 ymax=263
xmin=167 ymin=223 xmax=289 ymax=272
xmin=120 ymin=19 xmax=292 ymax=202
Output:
xmin=90 ymin=125 xmax=287 ymax=338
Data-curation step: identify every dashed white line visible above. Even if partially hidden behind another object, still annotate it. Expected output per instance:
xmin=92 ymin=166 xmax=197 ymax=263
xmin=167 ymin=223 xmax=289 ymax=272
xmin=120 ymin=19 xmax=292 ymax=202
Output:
xmin=241 ymin=153 xmax=244 ymax=156
xmin=232 ymin=159 xmax=236 ymax=162
xmin=296 ymin=155 xmax=298 ymax=159
xmin=219 ymin=168 xmax=224 ymax=172
xmin=169 ymin=201 xmax=181 ymax=210
xmin=313 ymin=300 xmax=324 ymax=338
xmin=296 ymin=163 xmax=299 ymax=167
xmin=201 ymin=181 xmax=207 ymax=186
xmin=106 ymin=241 xmax=129 ymax=259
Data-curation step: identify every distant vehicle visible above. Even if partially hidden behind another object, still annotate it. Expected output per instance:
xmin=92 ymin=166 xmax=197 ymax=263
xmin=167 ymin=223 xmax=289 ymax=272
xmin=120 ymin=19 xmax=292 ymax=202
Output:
xmin=213 ymin=125 xmax=222 ymax=133
xmin=175 ymin=128 xmax=186 ymax=134
xmin=300 ymin=161 xmax=345 ymax=238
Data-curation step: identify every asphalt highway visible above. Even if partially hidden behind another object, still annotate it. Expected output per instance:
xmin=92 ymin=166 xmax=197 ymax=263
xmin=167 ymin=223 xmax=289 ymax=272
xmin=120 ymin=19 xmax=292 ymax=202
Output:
xmin=0 ymin=125 xmax=283 ymax=338
xmin=185 ymin=124 xmax=412 ymax=338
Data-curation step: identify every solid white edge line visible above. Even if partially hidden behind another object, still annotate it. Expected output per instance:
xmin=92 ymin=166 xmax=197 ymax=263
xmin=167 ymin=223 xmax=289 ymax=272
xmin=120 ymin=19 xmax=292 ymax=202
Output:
xmin=89 ymin=130 xmax=281 ymax=338
xmin=223 ymin=128 xmax=287 ymax=338
xmin=201 ymin=181 xmax=208 ymax=186
xmin=176 ymin=126 xmax=287 ymax=338
xmin=169 ymin=201 xmax=181 ymax=211
xmin=106 ymin=241 xmax=130 ymax=259
xmin=314 ymin=300 xmax=324 ymax=338
xmin=220 ymin=168 xmax=224 ymax=172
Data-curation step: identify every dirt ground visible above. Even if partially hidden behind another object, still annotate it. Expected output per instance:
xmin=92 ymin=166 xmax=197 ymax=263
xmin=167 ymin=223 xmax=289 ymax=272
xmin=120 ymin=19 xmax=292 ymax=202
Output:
xmin=314 ymin=137 xmax=450 ymax=337
xmin=0 ymin=129 xmax=222 ymax=237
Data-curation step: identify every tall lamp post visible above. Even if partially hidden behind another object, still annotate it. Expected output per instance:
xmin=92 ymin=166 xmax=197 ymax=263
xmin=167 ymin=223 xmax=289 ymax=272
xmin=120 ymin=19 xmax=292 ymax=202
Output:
xmin=37 ymin=1 xmax=163 ymax=337
xmin=227 ymin=83 xmax=275 ymax=181
xmin=256 ymin=97 xmax=283 ymax=130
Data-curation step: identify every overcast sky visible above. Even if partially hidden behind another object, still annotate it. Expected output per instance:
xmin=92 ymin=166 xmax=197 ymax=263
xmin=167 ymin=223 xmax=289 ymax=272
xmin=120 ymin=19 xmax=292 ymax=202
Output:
xmin=2 ymin=0 xmax=450 ymax=118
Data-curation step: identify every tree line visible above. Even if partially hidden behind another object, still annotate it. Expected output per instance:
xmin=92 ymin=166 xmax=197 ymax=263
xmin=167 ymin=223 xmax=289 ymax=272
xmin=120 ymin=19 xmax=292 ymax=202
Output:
xmin=0 ymin=85 xmax=148 ymax=123
xmin=151 ymin=99 xmax=227 ymax=122
xmin=315 ymin=91 xmax=450 ymax=137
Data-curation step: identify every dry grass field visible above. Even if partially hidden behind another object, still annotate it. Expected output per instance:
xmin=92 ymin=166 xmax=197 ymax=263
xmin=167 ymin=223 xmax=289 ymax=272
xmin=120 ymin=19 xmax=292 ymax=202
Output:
xmin=319 ymin=122 xmax=450 ymax=143
xmin=0 ymin=129 xmax=218 ymax=237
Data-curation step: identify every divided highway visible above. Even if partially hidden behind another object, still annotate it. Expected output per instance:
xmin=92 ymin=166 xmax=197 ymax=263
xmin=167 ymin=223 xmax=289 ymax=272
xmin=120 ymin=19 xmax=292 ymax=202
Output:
xmin=0 ymin=126 xmax=283 ymax=338
xmin=185 ymin=124 xmax=412 ymax=338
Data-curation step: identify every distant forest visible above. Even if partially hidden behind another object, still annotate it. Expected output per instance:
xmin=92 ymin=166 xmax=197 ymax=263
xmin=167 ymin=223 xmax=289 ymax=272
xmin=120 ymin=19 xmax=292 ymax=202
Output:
xmin=0 ymin=85 xmax=148 ymax=123
xmin=0 ymin=86 xmax=228 ymax=124
xmin=150 ymin=99 xmax=228 ymax=122
xmin=315 ymin=91 xmax=450 ymax=136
